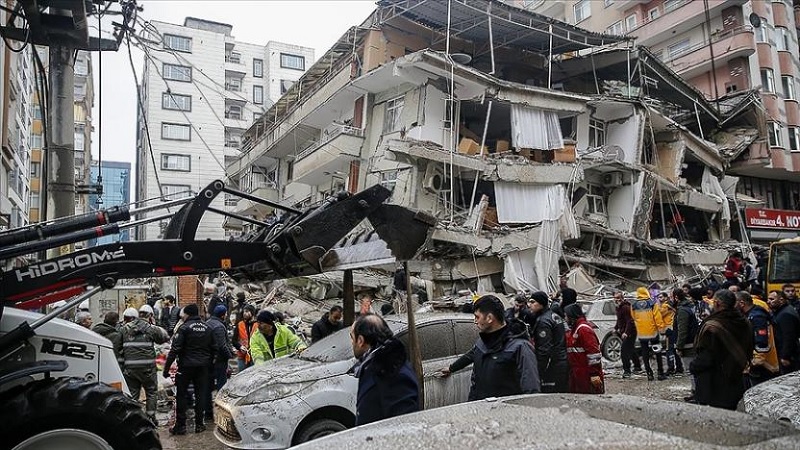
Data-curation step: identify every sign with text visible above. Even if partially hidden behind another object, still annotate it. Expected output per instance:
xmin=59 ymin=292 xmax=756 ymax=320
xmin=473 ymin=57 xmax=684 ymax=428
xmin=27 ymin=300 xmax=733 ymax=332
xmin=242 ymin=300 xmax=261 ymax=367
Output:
xmin=744 ymin=208 xmax=800 ymax=230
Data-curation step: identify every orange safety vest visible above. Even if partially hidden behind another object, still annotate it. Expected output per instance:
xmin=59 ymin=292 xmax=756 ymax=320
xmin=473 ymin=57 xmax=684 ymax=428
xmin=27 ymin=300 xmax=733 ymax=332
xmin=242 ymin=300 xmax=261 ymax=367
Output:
xmin=237 ymin=321 xmax=258 ymax=363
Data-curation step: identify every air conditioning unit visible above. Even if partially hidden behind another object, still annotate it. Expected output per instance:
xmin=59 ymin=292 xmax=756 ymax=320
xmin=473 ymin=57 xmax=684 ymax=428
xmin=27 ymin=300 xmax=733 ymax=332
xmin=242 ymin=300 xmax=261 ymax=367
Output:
xmin=602 ymin=172 xmax=624 ymax=187
xmin=422 ymin=162 xmax=450 ymax=193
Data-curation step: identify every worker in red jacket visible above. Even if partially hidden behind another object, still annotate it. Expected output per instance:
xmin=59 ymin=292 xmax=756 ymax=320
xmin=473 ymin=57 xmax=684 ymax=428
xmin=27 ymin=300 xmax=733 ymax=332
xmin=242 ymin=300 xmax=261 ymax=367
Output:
xmin=564 ymin=303 xmax=604 ymax=394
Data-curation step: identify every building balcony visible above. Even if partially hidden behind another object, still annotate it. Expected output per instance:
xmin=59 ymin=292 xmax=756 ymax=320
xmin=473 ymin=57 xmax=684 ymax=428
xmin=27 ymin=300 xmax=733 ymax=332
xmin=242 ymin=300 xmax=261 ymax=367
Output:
xmin=292 ymin=125 xmax=364 ymax=186
xmin=613 ymin=0 xmax=650 ymax=10
xmin=234 ymin=182 xmax=280 ymax=217
xmin=667 ymin=26 xmax=756 ymax=80
xmin=629 ymin=0 xmax=747 ymax=47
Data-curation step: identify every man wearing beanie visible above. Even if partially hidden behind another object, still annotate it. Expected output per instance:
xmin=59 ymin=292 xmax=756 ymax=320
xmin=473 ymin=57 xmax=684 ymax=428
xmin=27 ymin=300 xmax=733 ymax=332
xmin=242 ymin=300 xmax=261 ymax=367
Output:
xmin=233 ymin=304 xmax=258 ymax=371
xmin=631 ymin=287 xmax=666 ymax=381
xmin=564 ymin=303 xmax=604 ymax=394
xmin=203 ymin=305 xmax=234 ymax=422
xmin=250 ymin=310 xmax=306 ymax=365
xmin=163 ymin=303 xmax=217 ymax=435
xmin=528 ymin=291 xmax=568 ymax=393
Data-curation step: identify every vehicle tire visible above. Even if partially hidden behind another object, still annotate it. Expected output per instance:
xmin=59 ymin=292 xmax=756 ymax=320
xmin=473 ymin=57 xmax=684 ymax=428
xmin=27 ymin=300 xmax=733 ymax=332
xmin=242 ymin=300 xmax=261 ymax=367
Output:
xmin=0 ymin=377 xmax=161 ymax=450
xmin=602 ymin=334 xmax=622 ymax=362
xmin=295 ymin=418 xmax=347 ymax=443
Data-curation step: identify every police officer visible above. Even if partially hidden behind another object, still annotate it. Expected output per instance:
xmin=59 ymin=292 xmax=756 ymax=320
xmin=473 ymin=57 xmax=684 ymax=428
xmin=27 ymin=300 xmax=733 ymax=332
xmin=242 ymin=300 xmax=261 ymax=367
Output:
xmin=528 ymin=291 xmax=568 ymax=393
xmin=163 ymin=303 xmax=217 ymax=435
xmin=120 ymin=306 xmax=169 ymax=424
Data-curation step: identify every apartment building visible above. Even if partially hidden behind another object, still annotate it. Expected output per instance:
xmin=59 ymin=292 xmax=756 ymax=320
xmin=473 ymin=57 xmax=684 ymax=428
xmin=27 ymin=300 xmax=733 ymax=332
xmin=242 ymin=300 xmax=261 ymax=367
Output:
xmin=88 ymin=160 xmax=131 ymax=246
xmin=518 ymin=0 xmax=800 ymax=242
xmin=135 ymin=17 xmax=314 ymax=240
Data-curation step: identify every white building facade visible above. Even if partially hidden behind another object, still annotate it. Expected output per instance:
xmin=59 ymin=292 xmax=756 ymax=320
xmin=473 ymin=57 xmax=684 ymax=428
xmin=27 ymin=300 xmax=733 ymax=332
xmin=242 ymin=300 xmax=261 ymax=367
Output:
xmin=136 ymin=17 xmax=313 ymax=240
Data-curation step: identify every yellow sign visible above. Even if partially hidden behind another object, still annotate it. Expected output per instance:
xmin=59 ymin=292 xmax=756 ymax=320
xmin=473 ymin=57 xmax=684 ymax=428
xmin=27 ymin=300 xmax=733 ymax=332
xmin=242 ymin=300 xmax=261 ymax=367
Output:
xmin=221 ymin=258 xmax=231 ymax=269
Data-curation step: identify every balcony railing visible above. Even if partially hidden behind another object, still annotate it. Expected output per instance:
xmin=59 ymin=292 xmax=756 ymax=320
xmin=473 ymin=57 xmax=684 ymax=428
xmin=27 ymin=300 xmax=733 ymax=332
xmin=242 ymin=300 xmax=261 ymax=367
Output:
xmin=225 ymin=82 xmax=242 ymax=92
xmin=664 ymin=25 xmax=753 ymax=64
xmin=225 ymin=53 xmax=241 ymax=64
xmin=295 ymin=125 xmax=364 ymax=161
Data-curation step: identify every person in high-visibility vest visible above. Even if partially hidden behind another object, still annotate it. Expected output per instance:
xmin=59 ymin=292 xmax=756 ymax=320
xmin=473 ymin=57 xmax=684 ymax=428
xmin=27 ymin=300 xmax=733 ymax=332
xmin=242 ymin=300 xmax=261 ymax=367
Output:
xmin=232 ymin=305 xmax=258 ymax=372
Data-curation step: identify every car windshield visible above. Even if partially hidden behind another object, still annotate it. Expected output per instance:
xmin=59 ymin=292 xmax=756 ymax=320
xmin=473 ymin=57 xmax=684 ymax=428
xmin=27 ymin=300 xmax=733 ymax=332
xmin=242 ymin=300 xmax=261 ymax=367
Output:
xmin=300 ymin=320 xmax=405 ymax=363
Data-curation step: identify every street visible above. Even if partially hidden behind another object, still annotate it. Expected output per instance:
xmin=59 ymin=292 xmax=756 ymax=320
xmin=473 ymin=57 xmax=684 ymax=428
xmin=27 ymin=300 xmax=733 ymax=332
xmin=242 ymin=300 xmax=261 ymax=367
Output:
xmin=158 ymin=366 xmax=693 ymax=449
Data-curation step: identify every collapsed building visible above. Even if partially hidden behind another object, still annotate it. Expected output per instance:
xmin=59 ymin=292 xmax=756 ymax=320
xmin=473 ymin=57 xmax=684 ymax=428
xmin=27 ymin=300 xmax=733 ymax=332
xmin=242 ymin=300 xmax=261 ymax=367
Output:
xmin=226 ymin=0 xmax=763 ymax=297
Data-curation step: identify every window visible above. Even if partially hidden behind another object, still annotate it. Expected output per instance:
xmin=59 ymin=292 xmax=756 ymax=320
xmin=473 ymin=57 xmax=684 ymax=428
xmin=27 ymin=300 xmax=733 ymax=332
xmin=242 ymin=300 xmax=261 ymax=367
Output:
xmin=30 ymin=161 xmax=40 ymax=177
xmin=225 ymin=51 xmax=241 ymax=64
xmin=74 ymin=127 xmax=85 ymax=150
xmin=768 ymin=122 xmax=783 ymax=147
xmin=74 ymin=83 xmax=86 ymax=98
xmin=761 ymin=68 xmax=775 ymax=93
xmin=280 ymin=53 xmax=305 ymax=70
xmin=663 ymin=0 xmax=683 ymax=13
xmin=163 ymin=34 xmax=192 ymax=53
xmin=625 ymin=14 xmax=637 ymax=31
xmin=225 ymin=77 xmax=242 ymax=92
xmin=588 ymin=119 xmax=605 ymax=147
xmin=161 ymin=153 xmax=191 ymax=171
xmin=789 ymin=127 xmax=800 ymax=151
xmin=573 ymin=0 xmax=591 ymax=23
xmin=453 ymin=320 xmax=480 ymax=354
xmin=383 ymin=96 xmax=404 ymax=133
xmin=668 ymin=38 xmax=691 ymax=59
xmin=30 ymin=133 xmax=42 ymax=149
xmin=161 ymin=122 xmax=191 ymax=141
xmin=606 ymin=21 xmax=624 ymax=36
xmin=225 ymin=129 xmax=242 ymax=148
xmin=29 ymin=192 xmax=39 ymax=207
xmin=755 ymin=18 xmax=770 ymax=43
xmin=280 ymin=79 xmax=294 ymax=95
xmin=33 ymin=105 xmax=42 ymax=119
xmin=75 ymin=58 xmax=88 ymax=76
xmin=162 ymin=92 xmax=192 ymax=111
xmin=648 ymin=7 xmax=661 ymax=21
xmin=253 ymin=85 xmax=264 ymax=104
xmin=226 ymin=104 xmax=243 ymax=120
xmin=776 ymin=27 xmax=790 ymax=51
xmin=725 ymin=82 xmax=738 ymax=94
xmin=587 ymin=185 xmax=606 ymax=215
xmin=163 ymin=64 xmax=192 ymax=82
xmin=783 ymin=76 xmax=795 ymax=100
xmin=253 ymin=58 xmax=263 ymax=77
xmin=603 ymin=0 xmax=614 ymax=7
xmin=397 ymin=323 xmax=456 ymax=361
xmin=161 ymin=184 xmax=193 ymax=201
xmin=379 ymin=170 xmax=399 ymax=191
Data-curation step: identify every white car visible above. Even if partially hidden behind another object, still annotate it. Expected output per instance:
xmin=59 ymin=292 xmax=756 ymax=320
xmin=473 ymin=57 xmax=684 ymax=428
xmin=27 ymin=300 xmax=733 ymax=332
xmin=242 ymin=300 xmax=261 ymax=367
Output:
xmin=213 ymin=313 xmax=479 ymax=449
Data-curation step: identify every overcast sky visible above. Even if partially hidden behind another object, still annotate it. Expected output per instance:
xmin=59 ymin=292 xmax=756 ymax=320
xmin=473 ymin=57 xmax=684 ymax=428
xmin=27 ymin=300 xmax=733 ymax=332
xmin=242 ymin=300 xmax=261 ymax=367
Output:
xmin=90 ymin=0 xmax=377 ymax=182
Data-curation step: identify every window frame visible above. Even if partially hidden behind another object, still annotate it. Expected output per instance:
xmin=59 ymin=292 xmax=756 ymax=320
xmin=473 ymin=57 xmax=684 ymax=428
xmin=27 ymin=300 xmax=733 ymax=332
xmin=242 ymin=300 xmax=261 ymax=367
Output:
xmin=253 ymin=85 xmax=264 ymax=105
xmin=768 ymin=122 xmax=784 ymax=148
xmin=573 ymin=0 xmax=591 ymax=23
xmin=625 ymin=14 xmax=637 ymax=31
xmin=755 ymin=18 xmax=771 ymax=43
xmin=588 ymin=118 xmax=605 ymax=148
xmin=280 ymin=53 xmax=305 ymax=70
xmin=762 ymin=68 xmax=776 ymax=94
xmin=253 ymin=58 xmax=263 ymax=78
xmin=648 ymin=7 xmax=661 ymax=21
xmin=160 ymin=153 xmax=192 ymax=172
xmin=782 ymin=75 xmax=795 ymax=100
xmin=775 ymin=26 xmax=789 ymax=51
xmin=280 ymin=79 xmax=294 ymax=95
xmin=30 ymin=133 xmax=42 ymax=149
xmin=586 ymin=184 xmax=606 ymax=215
xmin=161 ymin=184 xmax=193 ymax=201
xmin=161 ymin=122 xmax=192 ymax=141
xmin=161 ymin=92 xmax=192 ymax=112
xmin=383 ymin=96 xmax=405 ymax=134
xmin=668 ymin=38 xmax=691 ymax=60
xmin=163 ymin=63 xmax=192 ymax=82
xmin=163 ymin=34 xmax=192 ymax=53
xmin=606 ymin=20 xmax=624 ymax=36
xmin=788 ymin=127 xmax=800 ymax=151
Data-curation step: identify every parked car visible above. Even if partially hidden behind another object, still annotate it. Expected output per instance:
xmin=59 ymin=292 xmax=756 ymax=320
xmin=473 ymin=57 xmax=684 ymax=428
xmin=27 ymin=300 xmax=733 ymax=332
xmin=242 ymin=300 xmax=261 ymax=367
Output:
xmin=742 ymin=371 xmax=800 ymax=428
xmin=580 ymin=298 xmax=623 ymax=362
xmin=213 ymin=313 xmax=479 ymax=449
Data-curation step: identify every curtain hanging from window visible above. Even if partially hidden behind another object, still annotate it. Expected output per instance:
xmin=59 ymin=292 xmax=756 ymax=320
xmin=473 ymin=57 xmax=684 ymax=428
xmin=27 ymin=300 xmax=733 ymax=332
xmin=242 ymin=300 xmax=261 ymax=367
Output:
xmin=510 ymin=104 xmax=564 ymax=150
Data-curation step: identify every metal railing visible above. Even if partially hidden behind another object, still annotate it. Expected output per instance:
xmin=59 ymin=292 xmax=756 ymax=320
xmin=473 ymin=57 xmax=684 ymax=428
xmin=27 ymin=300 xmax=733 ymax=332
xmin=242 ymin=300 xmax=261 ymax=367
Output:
xmin=294 ymin=124 xmax=364 ymax=161
xmin=665 ymin=25 xmax=753 ymax=63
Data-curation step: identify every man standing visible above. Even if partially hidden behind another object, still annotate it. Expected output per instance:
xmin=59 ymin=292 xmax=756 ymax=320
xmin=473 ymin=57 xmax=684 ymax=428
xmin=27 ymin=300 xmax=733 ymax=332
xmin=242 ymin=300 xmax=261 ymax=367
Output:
xmin=768 ymin=290 xmax=800 ymax=374
xmin=613 ymin=291 xmax=641 ymax=378
xmin=783 ymin=284 xmax=799 ymax=311
xmin=74 ymin=311 xmax=93 ymax=329
xmin=311 ymin=305 xmax=345 ymax=343
xmin=660 ymin=290 xmax=684 ymax=375
xmin=527 ymin=292 xmax=568 ymax=393
xmin=505 ymin=293 xmax=532 ymax=324
xmin=233 ymin=305 xmax=258 ymax=371
xmin=204 ymin=305 xmax=234 ymax=421
xmin=160 ymin=295 xmax=181 ymax=337
xmin=737 ymin=291 xmax=779 ymax=386
xmin=631 ymin=287 xmax=666 ymax=381
xmin=163 ymin=304 xmax=217 ymax=435
xmin=564 ymin=303 xmax=604 ymax=394
xmin=349 ymin=314 xmax=419 ymax=425
xmin=690 ymin=290 xmax=752 ymax=410
xmin=450 ymin=295 xmax=539 ymax=401
xmin=250 ymin=311 xmax=306 ymax=364
xmin=92 ymin=311 xmax=123 ymax=366
xmin=120 ymin=306 xmax=169 ymax=424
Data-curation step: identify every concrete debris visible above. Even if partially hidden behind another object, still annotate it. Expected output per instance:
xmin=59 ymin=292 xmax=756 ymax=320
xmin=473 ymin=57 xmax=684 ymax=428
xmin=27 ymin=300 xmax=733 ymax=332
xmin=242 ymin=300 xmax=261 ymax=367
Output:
xmin=712 ymin=127 xmax=760 ymax=160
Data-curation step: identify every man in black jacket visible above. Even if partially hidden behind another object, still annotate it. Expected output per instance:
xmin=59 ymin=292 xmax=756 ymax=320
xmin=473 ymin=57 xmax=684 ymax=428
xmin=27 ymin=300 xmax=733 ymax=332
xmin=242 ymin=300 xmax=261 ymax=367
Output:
xmin=311 ymin=305 xmax=344 ymax=343
xmin=160 ymin=295 xmax=181 ymax=336
xmin=768 ymin=290 xmax=800 ymax=374
xmin=528 ymin=291 xmax=568 ymax=393
xmin=614 ymin=292 xmax=642 ymax=377
xmin=164 ymin=303 xmax=217 ymax=435
xmin=203 ymin=305 xmax=234 ymax=422
xmin=349 ymin=314 xmax=419 ymax=426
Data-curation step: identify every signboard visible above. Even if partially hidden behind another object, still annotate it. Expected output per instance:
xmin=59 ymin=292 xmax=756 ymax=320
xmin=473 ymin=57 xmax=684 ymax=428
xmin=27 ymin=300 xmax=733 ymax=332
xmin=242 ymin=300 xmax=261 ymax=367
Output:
xmin=744 ymin=208 xmax=800 ymax=230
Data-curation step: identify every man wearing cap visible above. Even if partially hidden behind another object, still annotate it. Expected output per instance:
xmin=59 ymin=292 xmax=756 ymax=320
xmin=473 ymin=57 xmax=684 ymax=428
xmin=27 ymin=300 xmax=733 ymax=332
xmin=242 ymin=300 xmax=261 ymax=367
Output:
xmin=163 ymin=303 xmax=217 ymax=435
xmin=120 ymin=306 xmax=169 ymax=424
xmin=250 ymin=310 xmax=307 ymax=365
xmin=527 ymin=291 xmax=568 ymax=393
xmin=564 ymin=303 xmax=604 ymax=394
xmin=203 ymin=305 xmax=234 ymax=422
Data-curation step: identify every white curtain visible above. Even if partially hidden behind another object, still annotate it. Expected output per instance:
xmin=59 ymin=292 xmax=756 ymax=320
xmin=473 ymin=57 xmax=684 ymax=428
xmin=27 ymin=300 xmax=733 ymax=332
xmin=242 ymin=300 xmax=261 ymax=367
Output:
xmin=511 ymin=105 xmax=564 ymax=150
xmin=495 ymin=183 xmax=566 ymax=224
xmin=702 ymin=167 xmax=730 ymax=232
xmin=503 ymin=248 xmax=539 ymax=292
xmin=535 ymin=220 xmax=562 ymax=294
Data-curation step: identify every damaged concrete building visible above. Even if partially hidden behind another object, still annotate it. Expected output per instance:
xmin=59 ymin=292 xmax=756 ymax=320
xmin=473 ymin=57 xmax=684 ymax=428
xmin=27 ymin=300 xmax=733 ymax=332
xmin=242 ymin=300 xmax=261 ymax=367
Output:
xmin=226 ymin=0 xmax=763 ymax=297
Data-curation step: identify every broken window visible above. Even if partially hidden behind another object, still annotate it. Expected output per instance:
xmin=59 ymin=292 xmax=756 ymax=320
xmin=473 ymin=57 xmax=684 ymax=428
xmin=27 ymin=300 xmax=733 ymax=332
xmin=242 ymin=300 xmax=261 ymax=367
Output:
xmin=589 ymin=119 xmax=605 ymax=148
xmin=379 ymin=170 xmax=399 ymax=191
xmin=768 ymin=122 xmax=783 ymax=148
xmin=586 ymin=185 xmax=606 ymax=215
xmin=383 ymin=96 xmax=404 ymax=133
xmin=761 ymin=69 xmax=775 ymax=93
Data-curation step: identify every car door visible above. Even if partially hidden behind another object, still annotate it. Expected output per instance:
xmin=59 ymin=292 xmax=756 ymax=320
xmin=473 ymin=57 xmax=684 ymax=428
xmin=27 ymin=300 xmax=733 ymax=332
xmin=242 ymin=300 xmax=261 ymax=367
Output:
xmin=449 ymin=318 xmax=479 ymax=404
xmin=398 ymin=320 xmax=460 ymax=410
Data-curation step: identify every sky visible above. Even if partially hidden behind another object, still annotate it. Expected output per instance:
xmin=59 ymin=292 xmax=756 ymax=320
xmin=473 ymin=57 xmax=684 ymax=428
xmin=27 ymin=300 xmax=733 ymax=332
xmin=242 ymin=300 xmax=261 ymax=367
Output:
xmin=90 ymin=0 xmax=378 ymax=183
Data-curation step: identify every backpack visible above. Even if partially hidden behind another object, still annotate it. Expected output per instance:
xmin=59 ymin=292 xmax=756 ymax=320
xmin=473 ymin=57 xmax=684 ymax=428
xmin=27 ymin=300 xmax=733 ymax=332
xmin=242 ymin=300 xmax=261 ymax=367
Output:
xmin=680 ymin=304 xmax=700 ymax=343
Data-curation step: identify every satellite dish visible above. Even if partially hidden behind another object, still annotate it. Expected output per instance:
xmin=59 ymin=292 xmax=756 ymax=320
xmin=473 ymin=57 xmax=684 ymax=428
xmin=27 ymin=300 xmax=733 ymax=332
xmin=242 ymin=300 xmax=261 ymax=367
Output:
xmin=749 ymin=13 xmax=761 ymax=28
xmin=451 ymin=53 xmax=472 ymax=65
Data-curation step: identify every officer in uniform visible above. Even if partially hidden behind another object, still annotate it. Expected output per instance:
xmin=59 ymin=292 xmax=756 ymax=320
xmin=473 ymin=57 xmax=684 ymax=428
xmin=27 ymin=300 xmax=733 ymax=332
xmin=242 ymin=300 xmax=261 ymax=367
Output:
xmin=120 ymin=306 xmax=169 ymax=424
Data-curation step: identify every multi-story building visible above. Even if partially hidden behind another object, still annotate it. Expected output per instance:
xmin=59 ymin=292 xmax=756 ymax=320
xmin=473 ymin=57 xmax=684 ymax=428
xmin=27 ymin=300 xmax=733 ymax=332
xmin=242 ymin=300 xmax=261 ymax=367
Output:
xmin=135 ymin=17 xmax=314 ymax=240
xmin=88 ymin=160 xmax=131 ymax=246
xmin=73 ymin=51 xmax=94 ymax=219
xmin=518 ymin=0 xmax=800 ymax=242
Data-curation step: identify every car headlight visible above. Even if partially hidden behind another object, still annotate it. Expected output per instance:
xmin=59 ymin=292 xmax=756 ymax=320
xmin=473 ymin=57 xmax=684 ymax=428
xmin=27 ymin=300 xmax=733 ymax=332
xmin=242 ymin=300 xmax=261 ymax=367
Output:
xmin=239 ymin=381 xmax=313 ymax=405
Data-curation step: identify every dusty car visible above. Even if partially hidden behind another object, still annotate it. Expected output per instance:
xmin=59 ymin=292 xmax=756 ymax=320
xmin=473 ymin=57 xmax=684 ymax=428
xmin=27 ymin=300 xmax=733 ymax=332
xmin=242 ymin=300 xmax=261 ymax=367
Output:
xmin=213 ymin=313 xmax=479 ymax=449
xmin=743 ymin=371 xmax=800 ymax=428
xmin=580 ymin=298 xmax=623 ymax=362
xmin=292 ymin=393 xmax=800 ymax=449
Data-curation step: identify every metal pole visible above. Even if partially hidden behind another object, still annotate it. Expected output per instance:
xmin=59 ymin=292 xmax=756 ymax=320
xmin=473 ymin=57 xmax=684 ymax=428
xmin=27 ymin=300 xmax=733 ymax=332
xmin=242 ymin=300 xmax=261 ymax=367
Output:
xmin=404 ymin=261 xmax=424 ymax=405
xmin=547 ymin=24 xmax=553 ymax=89
xmin=46 ymin=40 xmax=75 ymax=258
xmin=343 ymin=269 xmax=355 ymax=327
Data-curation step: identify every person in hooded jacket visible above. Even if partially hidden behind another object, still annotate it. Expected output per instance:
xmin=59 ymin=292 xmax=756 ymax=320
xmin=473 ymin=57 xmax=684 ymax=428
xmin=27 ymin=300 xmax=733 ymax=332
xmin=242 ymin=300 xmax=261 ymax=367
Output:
xmin=527 ymin=291 xmax=568 ymax=393
xmin=349 ymin=314 xmax=419 ymax=426
xmin=736 ymin=291 xmax=779 ymax=386
xmin=311 ymin=305 xmax=344 ymax=343
xmin=632 ymin=287 xmax=666 ymax=381
xmin=93 ymin=311 xmax=123 ymax=366
xmin=564 ymin=303 xmax=604 ymax=394
xmin=613 ymin=291 xmax=641 ymax=377
xmin=120 ymin=306 xmax=169 ymax=424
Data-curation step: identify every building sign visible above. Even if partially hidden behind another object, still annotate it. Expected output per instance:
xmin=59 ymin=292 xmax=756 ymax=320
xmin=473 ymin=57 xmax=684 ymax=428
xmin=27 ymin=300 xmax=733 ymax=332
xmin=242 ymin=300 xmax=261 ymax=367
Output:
xmin=744 ymin=208 xmax=800 ymax=230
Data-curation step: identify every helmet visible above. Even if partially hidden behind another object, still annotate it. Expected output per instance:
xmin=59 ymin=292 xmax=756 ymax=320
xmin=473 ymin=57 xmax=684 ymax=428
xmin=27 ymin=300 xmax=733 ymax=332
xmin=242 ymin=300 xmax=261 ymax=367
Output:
xmin=139 ymin=304 xmax=154 ymax=315
xmin=78 ymin=300 xmax=90 ymax=311
xmin=123 ymin=307 xmax=138 ymax=318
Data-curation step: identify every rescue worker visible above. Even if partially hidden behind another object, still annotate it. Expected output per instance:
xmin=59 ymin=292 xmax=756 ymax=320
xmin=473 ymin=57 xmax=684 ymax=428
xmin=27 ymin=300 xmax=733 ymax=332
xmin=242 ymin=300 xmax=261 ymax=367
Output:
xmin=120 ymin=306 xmax=169 ymax=424
xmin=768 ymin=290 xmax=800 ymax=374
xmin=160 ymin=295 xmax=181 ymax=336
xmin=92 ymin=311 xmax=123 ymax=366
xmin=74 ymin=311 xmax=93 ymax=329
xmin=233 ymin=304 xmax=258 ymax=372
xmin=528 ymin=291 xmax=568 ymax=393
xmin=349 ymin=314 xmax=419 ymax=425
xmin=613 ymin=291 xmax=642 ymax=377
xmin=164 ymin=303 xmax=217 ymax=435
xmin=250 ymin=310 xmax=306 ymax=364
xmin=204 ymin=305 xmax=234 ymax=422
xmin=736 ymin=291 xmax=779 ymax=386
xmin=564 ymin=303 xmax=604 ymax=394
xmin=631 ymin=287 xmax=666 ymax=381
xmin=139 ymin=304 xmax=156 ymax=324
xmin=690 ymin=290 xmax=753 ymax=410
xmin=311 ymin=305 xmax=344 ymax=343
xmin=660 ymin=289 xmax=684 ymax=375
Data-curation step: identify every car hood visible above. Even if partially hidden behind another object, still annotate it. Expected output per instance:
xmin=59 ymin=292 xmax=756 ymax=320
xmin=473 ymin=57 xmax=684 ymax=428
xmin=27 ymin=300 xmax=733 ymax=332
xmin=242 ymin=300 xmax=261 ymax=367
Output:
xmin=221 ymin=356 xmax=355 ymax=398
xmin=743 ymin=371 xmax=800 ymax=428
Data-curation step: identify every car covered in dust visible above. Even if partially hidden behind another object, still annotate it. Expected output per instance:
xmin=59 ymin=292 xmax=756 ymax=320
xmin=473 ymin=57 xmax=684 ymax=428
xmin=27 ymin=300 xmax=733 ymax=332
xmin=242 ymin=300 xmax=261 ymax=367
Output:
xmin=213 ymin=313 xmax=479 ymax=449
xmin=742 ymin=371 xmax=800 ymax=428
xmin=579 ymin=298 xmax=624 ymax=362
